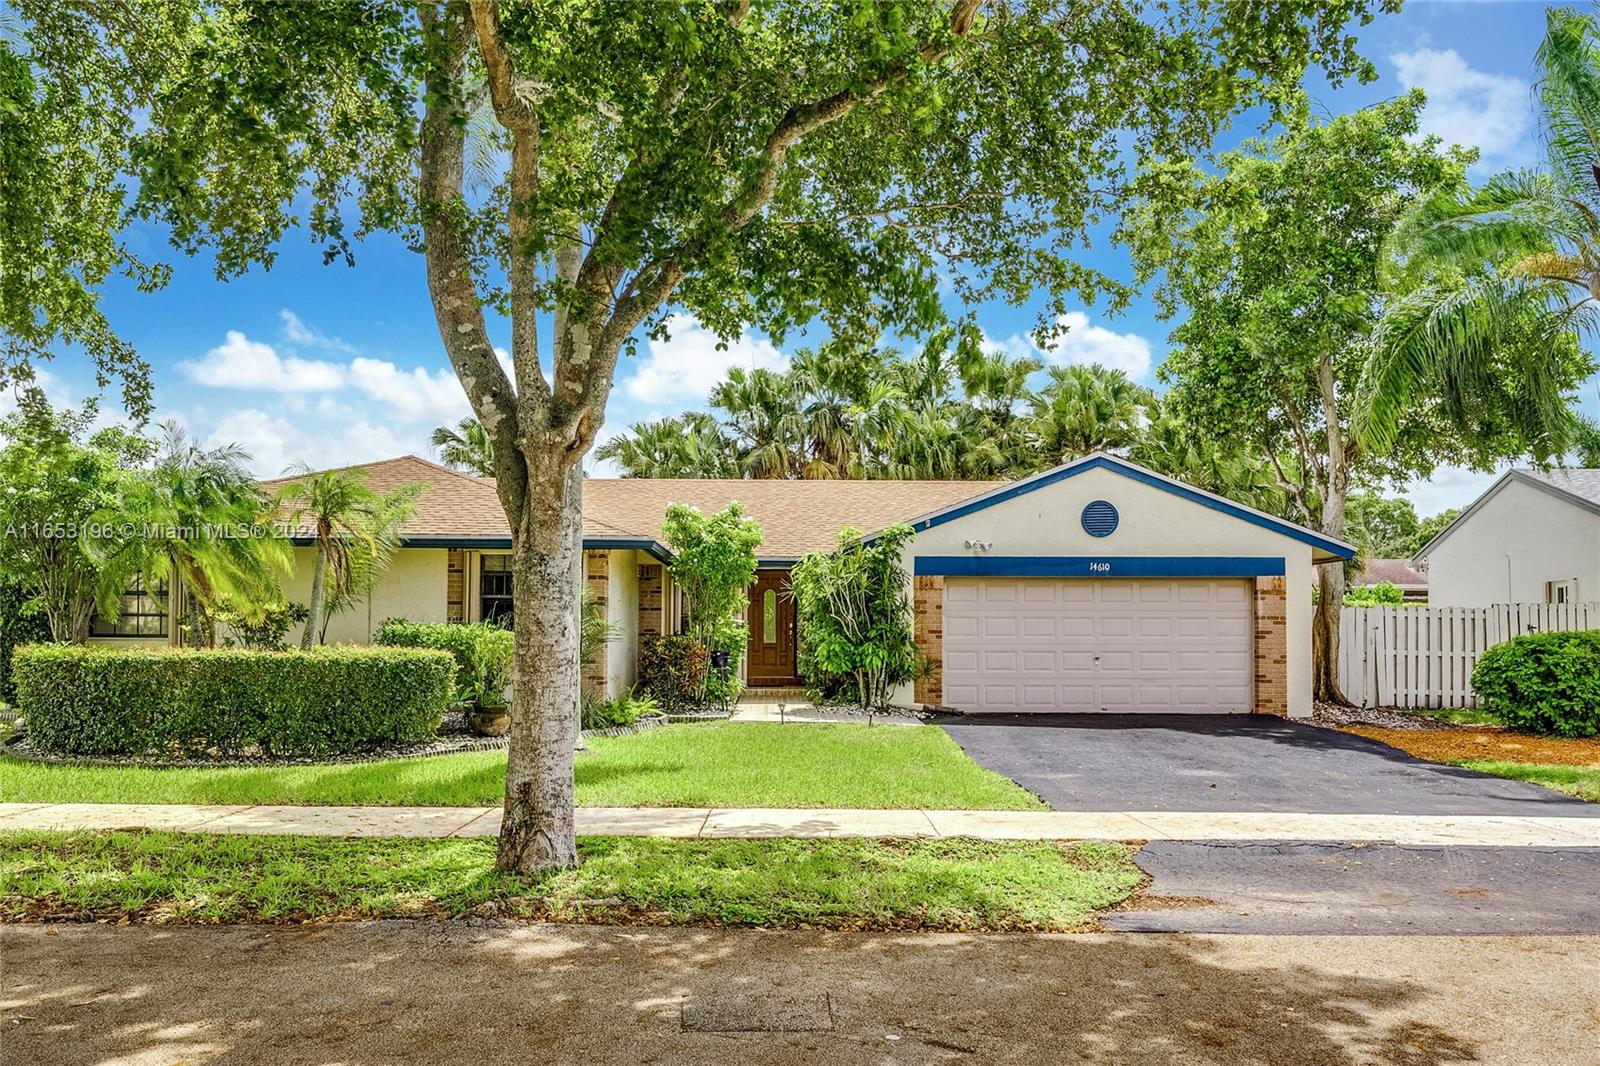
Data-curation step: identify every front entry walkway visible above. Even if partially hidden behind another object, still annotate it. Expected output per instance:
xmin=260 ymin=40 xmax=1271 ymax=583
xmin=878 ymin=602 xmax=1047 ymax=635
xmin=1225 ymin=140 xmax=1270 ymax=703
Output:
xmin=3 ymin=802 xmax=1598 ymax=846
xmin=939 ymin=713 xmax=1600 ymax=816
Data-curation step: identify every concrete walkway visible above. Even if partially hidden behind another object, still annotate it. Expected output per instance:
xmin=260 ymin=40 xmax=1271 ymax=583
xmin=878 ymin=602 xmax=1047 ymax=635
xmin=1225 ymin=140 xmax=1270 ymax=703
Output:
xmin=4 ymin=801 xmax=1600 ymax=846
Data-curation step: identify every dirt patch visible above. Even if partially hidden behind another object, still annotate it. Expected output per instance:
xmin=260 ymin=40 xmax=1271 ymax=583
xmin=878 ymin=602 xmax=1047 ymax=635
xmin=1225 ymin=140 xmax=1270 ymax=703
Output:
xmin=1342 ymin=725 xmax=1600 ymax=767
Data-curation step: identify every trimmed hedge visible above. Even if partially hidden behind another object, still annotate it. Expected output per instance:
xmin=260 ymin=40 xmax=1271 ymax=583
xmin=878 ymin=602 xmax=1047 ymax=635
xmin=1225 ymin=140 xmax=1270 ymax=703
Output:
xmin=1472 ymin=630 xmax=1600 ymax=738
xmin=374 ymin=619 xmax=514 ymax=705
xmin=1 ymin=578 xmax=51 ymax=704
xmin=13 ymin=645 xmax=455 ymax=757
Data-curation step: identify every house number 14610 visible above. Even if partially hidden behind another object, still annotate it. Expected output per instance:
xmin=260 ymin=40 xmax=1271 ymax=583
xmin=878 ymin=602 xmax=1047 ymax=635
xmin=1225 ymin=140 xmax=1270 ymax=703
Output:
xmin=1088 ymin=561 xmax=1112 ymax=573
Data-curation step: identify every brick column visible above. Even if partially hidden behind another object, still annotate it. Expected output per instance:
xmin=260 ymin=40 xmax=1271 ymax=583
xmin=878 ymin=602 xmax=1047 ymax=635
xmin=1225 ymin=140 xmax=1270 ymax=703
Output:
xmin=637 ymin=564 xmax=663 ymax=638
xmin=446 ymin=549 xmax=466 ymax=623
xmin=913 ymin=575 xmax=944 ymax=707
xmin=583 ymin=551 xmax=610 ymax=699
xmin=1253 ymin=575 xmax=1288 ymax=716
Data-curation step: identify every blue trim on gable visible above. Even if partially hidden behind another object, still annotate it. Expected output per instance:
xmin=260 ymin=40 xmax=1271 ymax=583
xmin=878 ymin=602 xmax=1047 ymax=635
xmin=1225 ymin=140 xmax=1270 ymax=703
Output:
xmin=902 ymin=455 xmax=1354 ymax=559
xmin=914 ymin=556 xmax=1287 ymax=578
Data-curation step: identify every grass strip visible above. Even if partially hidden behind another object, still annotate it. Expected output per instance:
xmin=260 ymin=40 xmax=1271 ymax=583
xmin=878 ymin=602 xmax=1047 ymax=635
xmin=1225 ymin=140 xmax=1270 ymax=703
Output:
xmin=0 ymin=829 xmax=1139 ymax=931
xmin=1455 ymin=760 xmax=1600 ymax=802
xmin=0 ymin=723 xmax=1044 ymax=811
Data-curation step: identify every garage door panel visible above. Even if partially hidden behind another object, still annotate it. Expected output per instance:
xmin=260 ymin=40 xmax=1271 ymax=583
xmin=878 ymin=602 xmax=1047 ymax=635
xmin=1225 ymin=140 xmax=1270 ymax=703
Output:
xmin=943 ymin=577 xmax=1254 ymax=714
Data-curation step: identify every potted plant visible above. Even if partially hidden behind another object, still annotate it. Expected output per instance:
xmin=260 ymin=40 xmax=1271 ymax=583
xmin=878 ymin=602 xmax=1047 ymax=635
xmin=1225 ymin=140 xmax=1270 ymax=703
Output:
xmin=466 ymin=645 xmax=513 ymax=737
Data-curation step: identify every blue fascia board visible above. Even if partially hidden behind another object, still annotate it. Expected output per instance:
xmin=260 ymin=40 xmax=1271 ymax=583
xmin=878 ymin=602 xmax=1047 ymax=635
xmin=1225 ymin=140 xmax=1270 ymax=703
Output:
xmin=338 ymin=535 xmax=676 ymax=564
xmin=891 ymin=455 xmax=1355 ymax=560
xmin=914 ymin=555 xmax=1287 ymax=578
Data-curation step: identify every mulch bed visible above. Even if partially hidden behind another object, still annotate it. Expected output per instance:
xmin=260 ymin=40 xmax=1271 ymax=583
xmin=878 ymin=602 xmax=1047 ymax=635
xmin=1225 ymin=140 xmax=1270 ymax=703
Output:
xmin=1310 ymin=702 xmax=1481 ymax=731
xmin=1341 ymin=725 xmax=1600 ymax=768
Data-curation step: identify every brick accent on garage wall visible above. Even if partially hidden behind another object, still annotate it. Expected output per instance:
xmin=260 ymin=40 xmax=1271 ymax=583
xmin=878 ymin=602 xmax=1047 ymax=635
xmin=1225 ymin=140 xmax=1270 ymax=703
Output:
xmin=913 ymin=575 xmax=945 ymax=706
xmin=1253 ymin=575 xmax=1288 ymax=716
xmin=637 ymin=564 xmax=663 ymax=638
xmin=583 ymin=551 xmax=610 ymax=698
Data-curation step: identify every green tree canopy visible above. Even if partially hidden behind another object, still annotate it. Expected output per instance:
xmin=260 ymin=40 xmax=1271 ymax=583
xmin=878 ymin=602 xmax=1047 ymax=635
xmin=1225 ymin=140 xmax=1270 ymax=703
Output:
xmin=7 ymin=0 xmax=1395 ymax=871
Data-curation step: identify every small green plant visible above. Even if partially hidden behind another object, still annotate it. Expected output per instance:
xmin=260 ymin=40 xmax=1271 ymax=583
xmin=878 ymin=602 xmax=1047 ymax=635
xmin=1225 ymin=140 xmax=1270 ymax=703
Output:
xmin=581 ymin=690 xmax=659 ymax=731
xmin=790 ymin=524 xmax=919 ymax=711
xmin=12 ymin=644 xmax=454 ymax=757
xmin=215 ymin=602 xmax=310 ymax=651
xmin=638 ymin=634 xmax=708 ymax=710
xmin=1472 ymin=630 xmax=1600 ymax=738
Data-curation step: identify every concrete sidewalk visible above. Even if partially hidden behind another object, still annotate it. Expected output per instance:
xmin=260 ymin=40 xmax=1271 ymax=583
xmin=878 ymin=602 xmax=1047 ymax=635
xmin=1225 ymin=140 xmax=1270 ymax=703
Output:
xmin=4 ymin=801 xmax=1600 ymax=846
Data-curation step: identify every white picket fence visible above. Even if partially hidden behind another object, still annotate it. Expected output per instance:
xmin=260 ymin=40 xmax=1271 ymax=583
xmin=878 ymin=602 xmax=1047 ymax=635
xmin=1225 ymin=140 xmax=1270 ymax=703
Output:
xmin=1337 ymin=601 xmax=1600 ymax=709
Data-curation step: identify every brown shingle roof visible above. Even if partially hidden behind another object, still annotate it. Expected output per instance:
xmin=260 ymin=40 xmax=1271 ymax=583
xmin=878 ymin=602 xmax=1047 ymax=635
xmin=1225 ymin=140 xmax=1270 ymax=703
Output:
xmin=263 ymin=456 xmax=998 ymax=558
xmin=1353 ymin=558 xmax=1427 ymax=588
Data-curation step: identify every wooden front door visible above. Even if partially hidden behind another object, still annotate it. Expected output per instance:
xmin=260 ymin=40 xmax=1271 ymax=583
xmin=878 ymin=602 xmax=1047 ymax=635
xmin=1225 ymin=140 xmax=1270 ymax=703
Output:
xmin=746 ymin=569 xmax=798 ymax=685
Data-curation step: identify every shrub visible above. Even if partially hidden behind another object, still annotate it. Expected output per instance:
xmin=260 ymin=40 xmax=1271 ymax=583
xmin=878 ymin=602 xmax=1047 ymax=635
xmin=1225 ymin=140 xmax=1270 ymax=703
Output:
xmin=215 ymin=602 xmax=311 ymax=651
xmin=375 ymin=619 xmax=514 ymax=706
xmin=1344 ymin=581 xmax=1404 ymax=607
xmin=13 ymin=645 xmax=454 ymax=757
xmin=663 ymin=502 xmax=762 ymax=703
xmin=638 ymin=634 xmax=708 ymax=710
xmin=1472 ymin=630 xmax=1600 ymax=738
xmin=791 ymin=524 xmax=919 ymax=711
xmin=581 ymin=690 xmax=659 ymax=730
xmin=1 ymin=578 xmax=51 ymax=704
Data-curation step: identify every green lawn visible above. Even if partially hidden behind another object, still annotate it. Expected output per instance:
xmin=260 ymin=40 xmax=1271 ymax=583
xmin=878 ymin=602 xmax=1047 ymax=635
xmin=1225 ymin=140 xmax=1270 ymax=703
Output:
xmin=0 ymin=722 xmax=1044 ymax=811
xmin=0 ymin=829 xmax=1139 ymax=930
xmin=1399 ymin=707 xmax=1504 ymax=727
xmin=1458 ymin=760 xmax=1600 ymax=802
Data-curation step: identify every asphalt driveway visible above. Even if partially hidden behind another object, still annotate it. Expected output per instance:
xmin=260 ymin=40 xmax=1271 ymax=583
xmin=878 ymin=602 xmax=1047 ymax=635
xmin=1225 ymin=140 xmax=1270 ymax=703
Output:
xmin=938 ymin=713 xmax=1600 ymax=816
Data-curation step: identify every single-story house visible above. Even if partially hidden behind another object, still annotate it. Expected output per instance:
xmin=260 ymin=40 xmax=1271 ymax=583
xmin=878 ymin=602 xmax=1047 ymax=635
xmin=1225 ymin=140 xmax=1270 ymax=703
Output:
xmin=90 ymin=452 xmax=1354 ymax=717
xmin=1416 ymin=468 xmax=1600 ymax=608
xmin=1350 ymin=558 xmax=1427 ymax=602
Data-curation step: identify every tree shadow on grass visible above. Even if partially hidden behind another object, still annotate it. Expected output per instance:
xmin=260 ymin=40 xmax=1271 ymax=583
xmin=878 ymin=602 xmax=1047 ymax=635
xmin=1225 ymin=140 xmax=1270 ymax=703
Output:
xmin=3 ymin=921 xmax=1503 ymax=1065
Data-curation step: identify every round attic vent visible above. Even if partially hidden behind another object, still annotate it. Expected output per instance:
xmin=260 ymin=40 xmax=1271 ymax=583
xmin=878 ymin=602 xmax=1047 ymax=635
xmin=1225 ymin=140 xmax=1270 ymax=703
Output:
xmin=1081 ymin=500 xmax=1119 ymax=538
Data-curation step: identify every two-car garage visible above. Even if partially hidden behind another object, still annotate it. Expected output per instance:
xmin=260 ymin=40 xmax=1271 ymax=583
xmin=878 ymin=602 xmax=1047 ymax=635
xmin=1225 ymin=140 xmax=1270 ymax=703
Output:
xmin=895 ymin=453 xmax=1355 ymax=719
xmin=940 ymin=578 xmax=1254 ymax=715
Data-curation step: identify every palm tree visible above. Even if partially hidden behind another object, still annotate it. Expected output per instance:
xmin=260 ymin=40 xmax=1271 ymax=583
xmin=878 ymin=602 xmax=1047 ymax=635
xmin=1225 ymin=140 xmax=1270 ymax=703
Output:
xmin=431 ymin=417 xmax=495 ymax=477
xmin=276 ymin=465 xmax=422 ymax=648
xmin=955 ymin=347 xmax=1043 ymax=475
xmin=1023 ymin=364 xmax=1156 ymax=467
xmin=1359 ymin=7 xmax=1600 ymax=457
xmin=712 ymin=366 xmax=806 ymax=478
xmin=133 ymin=422 xmax=293 ymax=646
xmin=597 ymin=413 xmax=741 ymax=478
xmin=1131 ymin=408 xmax=1289 ymax=516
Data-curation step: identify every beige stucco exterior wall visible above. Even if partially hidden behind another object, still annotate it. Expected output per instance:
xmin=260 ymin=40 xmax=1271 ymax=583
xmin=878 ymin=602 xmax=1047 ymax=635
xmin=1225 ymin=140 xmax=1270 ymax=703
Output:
xmin=1423 ymin=479 xmax=1600 ymax=607
xmin=280 ymin=546 xmax=450 ymax=645
xmin=894 ymin=465 xmax=1321 ymax=717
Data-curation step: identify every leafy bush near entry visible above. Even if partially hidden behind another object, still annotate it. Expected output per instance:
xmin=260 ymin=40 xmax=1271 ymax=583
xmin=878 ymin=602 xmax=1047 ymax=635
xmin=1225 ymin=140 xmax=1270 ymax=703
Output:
xmin=375 ymin=619 xmax=514 ymax=706
xmin=13 ymin=645 xmax=454 ymax=756
xmin=1472 ymin=631 xmax=1600 ymax=737
xmin=637 ymin=634 xmax=708 ymax=710
xmin=791 ymin=524 xmax=919 ymax=711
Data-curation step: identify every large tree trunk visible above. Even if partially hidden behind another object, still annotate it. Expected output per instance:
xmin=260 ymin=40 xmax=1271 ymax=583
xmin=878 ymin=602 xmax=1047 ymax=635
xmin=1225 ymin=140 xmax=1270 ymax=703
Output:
xmin=496 ymin=462 xmax=584 ymax=874
xmin=301 ymin=544 xmax=327 ymax=651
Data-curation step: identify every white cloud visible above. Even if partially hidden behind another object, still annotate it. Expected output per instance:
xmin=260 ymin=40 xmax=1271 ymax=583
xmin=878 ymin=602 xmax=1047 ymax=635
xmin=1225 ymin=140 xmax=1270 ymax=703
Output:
xmin=622 ymin=317 xmax=786 ymax=403
xmin=983 ymin=313 xmax=1155 ymax=381
xmin=180 ymin=330 xmax=346 ymax=393
xmin=279 ymin=309 xmax=358 ymax=355
xmin=346 ymin=357 xmax=471 ymax=423
xmin=203 ymin=406 xmax=426 ymax=478
xmin=1392 ymin=49 xmax=1531 ymax=163
xmin=1402 ymin=463 xmax=1503 ymax=517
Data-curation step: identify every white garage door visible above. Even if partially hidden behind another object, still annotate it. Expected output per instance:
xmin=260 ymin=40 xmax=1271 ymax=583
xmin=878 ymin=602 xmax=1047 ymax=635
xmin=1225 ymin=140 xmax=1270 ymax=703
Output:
xmin=942 ymin=578 xmax=1253 ymax=714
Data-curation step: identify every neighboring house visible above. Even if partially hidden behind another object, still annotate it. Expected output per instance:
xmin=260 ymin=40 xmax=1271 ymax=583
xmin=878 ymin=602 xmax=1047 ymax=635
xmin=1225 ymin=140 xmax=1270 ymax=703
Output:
xmin=1351 ymin=558 xmax=1428 ymax=602
xmin=1417 ymin=469 xmax=1600 ymax=608
xmin=91 ymin=452 xmax=1354 ymax=717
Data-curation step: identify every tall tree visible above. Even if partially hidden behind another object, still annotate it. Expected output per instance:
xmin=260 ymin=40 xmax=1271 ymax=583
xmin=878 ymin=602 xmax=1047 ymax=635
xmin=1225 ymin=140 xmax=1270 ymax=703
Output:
xmin=275 ymin=466 xmax=420 ymax=650
xmin=12 ymin=0 xmax=1390 ymax=871
xmin=1125 ymin=94 xmax=1588 ymax=702
xmin=1023 ymin=364 xmax=1155 ymax=466
xmin=0 ymin=394 xmax=148 ymax=642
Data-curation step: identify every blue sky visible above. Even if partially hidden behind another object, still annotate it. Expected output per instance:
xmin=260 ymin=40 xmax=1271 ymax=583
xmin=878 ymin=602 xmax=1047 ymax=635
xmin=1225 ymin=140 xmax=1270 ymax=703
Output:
xmin=13 ymin=1 xmax=1576 ymax=514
